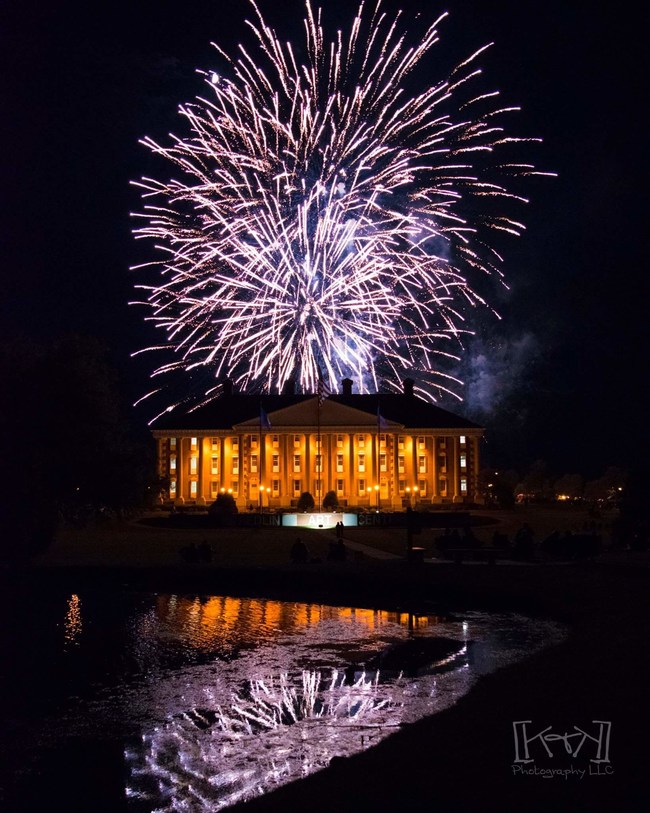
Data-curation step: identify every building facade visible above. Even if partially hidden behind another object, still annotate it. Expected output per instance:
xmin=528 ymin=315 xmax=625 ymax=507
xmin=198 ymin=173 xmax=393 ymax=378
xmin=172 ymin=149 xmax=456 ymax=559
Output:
xmin=151 ymin=379 xmax=484 ymax=510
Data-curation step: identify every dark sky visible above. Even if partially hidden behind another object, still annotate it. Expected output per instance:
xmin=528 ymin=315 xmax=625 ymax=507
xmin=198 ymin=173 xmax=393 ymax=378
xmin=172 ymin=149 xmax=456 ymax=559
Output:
xmin=2 ymin=0 xmax=647 ymax=480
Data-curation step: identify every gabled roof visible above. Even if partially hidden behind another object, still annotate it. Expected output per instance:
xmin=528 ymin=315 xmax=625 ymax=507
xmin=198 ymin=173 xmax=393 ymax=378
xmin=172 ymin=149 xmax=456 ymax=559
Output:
xmin=151 ymin=391 xmax=482 ymax=432
xmin=236 ymin=397 xmax=403 ymax=429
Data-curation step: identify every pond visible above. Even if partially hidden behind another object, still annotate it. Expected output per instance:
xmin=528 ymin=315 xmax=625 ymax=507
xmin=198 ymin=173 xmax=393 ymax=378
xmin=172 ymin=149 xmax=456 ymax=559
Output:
xmin=0 ymin=588 xmax=566 ymax=812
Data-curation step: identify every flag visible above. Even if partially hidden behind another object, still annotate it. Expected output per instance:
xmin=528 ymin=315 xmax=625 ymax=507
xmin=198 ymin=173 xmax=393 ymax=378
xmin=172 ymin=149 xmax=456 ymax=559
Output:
xmin=377 ymin=404 xmax=389 ymax=430
xmin=317 ymin=376 xmax=330 ymax=405
xmin=260 ymin=405 xmax=272 ymax=430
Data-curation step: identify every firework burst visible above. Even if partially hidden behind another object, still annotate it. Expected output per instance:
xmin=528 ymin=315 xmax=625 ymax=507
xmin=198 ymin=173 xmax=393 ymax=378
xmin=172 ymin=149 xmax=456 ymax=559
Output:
xmin=131 ymin=0 xmax=551 ymax=407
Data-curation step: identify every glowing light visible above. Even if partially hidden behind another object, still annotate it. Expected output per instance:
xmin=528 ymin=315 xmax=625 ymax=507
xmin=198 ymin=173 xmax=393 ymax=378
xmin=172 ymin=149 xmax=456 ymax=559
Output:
xmin=131 ymin=0 xmax=551 ymax=411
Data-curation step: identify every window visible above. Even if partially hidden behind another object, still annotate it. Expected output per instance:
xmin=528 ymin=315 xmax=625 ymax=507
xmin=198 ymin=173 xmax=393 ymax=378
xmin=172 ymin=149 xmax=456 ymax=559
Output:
xmin=190 ymin=456 xmax=198 ymax=474
xmin=250 ymin=435 xmax=258 ymax=449
xmin=418 ymin=436 xmax=425 ymax=448
xmin=357 ymin=434 xmax=365 ymax=447
xmin=232 ymin=456 xmax=239 ymax=475
xmin=232 ymin=438 xmax=239 ymax=451
xmin=438 ymin=478 xmax=447 ymax=496
xmin=398 ymin=479 xmax=406 ymax=494
xmin=272 ymin=454 xmax=280 ymax=472
xmin=336 ymin=479 xmax=345 ymax=495
xmin=294 ymin=434 xmax=301 ymax=447
xmin=272 ymin=479 xmax=280 ymax=497
xmin=293 ymin=454 xmax=301 ymax=472
xmin=379 ymin=433 xmax=386 ymax=447
xmin=170 ymin=455 xmax=177 ymax=472
xmin=190 ymin=480 xmax=197 ymax=498
xmin=211 ymin=456 xmax=219 ymax=475
xmin=460 ymin=435 xmax=466 ymax=446
xmin=314 ymin=454 xmax=322 ymax=471
xmin=336 ymin=453 xmax=344 ymax=472
xmin=210 ymin=481 xmax=218 ymax=498
xmin=439 ymin=439 xmax=446 ymax=449
xmin=358 ymin=453 xmax=365 ymax=473
xmin=293 ymin=479 xmax=302 ymax=497
xmin=336 ymin=434 xmax=344 ymax=447
xmin=170 ymin=479 xmax=177 ymax=497
xmin=398 ymin=455 xmax=405 ymax=474
xmin=272 ymin=434 xmax=279 ymax=447
xmin=398 ymin=436 xmax=405 ymax=449
xmin=358 ymin=479 xmax=366 ymax=496
xmin=211 ymin=437 xmax=218 ymax=450
xmin=438 ymin=454 xmax=447 ymax=473
xmin=230 ymin=481 xmax=239 ymax=497
xmin=380 ymin=452 xmax=387 ymax=472
xmin=314 ymin=479 xmax=323 ymax=496
xmin=460 ymin=477 xmax=468 ymax=494
xmin=170 ymin=437 xmax=177 ymax=450
xmin=250 ymin=454 xmax=258 ymax=473
xmin=418 ymin=455 xmax=426 ymax=474
xmin=315 ymin=438 xmax=322 ymax=449
xmin=460 ymin=454 xmax=467 ymax=470
xmin=190 ymin=437 xmax=198 ymax=449
xmin=418 ymin=479 xmax=427 ymax=496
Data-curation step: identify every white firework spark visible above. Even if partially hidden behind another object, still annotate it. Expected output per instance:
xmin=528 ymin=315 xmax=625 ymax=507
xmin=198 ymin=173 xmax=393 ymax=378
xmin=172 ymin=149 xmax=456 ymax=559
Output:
xmin=131 ymin=0 xmax=552 ymax=406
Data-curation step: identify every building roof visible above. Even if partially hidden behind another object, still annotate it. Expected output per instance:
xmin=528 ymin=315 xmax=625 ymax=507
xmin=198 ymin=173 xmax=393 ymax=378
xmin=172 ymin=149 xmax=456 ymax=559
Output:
xmin=151 ymin=389 xmax=483 ymax=433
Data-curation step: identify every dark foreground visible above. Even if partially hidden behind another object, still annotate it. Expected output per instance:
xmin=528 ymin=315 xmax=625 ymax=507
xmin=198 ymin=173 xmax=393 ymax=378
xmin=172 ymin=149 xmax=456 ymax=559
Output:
xmin=2 ymin=557 xmax=649 ymax=813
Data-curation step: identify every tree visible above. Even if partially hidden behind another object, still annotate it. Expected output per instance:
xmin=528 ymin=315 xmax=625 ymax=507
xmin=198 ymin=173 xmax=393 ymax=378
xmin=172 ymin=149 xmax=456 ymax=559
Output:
xmin=297 ymin=491 xmax=315 ymax=512
xmin=322 ymin=490 xmax=339 ymax=511
xmin=208 ymin=492 xmax=238 ymax=526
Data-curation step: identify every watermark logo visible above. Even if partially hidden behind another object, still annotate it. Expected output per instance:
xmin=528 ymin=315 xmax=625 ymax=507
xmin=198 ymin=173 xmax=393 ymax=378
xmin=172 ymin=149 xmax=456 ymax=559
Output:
xmin=511 ymin=720 xmax=613 ymax=779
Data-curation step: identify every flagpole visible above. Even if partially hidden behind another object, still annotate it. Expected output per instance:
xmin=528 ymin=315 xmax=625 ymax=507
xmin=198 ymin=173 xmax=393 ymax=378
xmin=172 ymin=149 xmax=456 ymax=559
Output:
xmin=317 ymin=385 xmax=322 ymax=512
xmin=376 ymin=398 xmax=381 ymax=512
xmin=259 ymin=399 xmax=263 ymax=517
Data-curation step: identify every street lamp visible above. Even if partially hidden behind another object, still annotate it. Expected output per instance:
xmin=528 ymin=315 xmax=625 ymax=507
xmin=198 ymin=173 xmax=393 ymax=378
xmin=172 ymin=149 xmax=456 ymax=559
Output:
xmin=374 ymin=483 xmax=380 ymax=511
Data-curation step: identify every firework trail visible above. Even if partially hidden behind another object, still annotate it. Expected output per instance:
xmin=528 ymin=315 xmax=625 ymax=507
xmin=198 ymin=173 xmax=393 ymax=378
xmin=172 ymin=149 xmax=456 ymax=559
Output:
xmin=131 ymin=0 xmax=551 ymax=409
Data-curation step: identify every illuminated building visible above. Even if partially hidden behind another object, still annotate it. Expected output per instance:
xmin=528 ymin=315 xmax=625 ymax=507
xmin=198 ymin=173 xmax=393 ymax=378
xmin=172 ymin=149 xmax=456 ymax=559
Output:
xmin=152 ymin=378 xmax=483 ymax=510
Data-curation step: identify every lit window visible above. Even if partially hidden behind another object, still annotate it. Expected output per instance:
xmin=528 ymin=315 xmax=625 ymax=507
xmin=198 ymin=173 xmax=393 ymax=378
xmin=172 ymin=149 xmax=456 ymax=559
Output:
xmin=336 ymin=479 xmax=344 ymax=495
xmin=170 ymin=480 xmax=177 ymax=496
xmin=314 ymin=454 xmax=322 ymax=471
xmin=272 ymin=434 xmax=279 ymax=447
xmin=398 ymin=436 xmax=405 ymax=449
xmin=336 ymin=453 xmax=344 ymax=472
xmin=380 ymin=452 xmax=387 ymax=472
xmin=232 ymin=456 xmax=239 ymax=474
xmin=230 ymin=481 xmax=239 ymax=497
xmin=398 ymin=479 xmax=406 ymax=493
xmin=337 ymin=434 xmax=344 ymax=447
xmin=210 ymin=481 xmax=218 ymax=497
xmin=250 ymin=454 xmax=258 ymax=473
xmin=460 ymin=454 xmax=467 ymax=469
xmin=294 ymin=434 xmax=301 ymax=447
xmin=272 ymin=454 xmax=280 ymax=472
xmin=211 ymin=437 xmax=218 ymax=450
xmin=379 ymin=434 xmax=386 ymax=447
xmin=293 ymin=454 xmax=301 ymax=473
xmin=272 ymin=479 xmax=280 ymax=496
xmin=170 ymin=455 xmax=177 ymax=472
xmin=418 ymin=455 xmax=426 ymax=474
xmin=190 ymin=480 xmax=197 ymax=497
xmin=460 ymin=435 xmax=466 ymax=446
xmin=460 ymin=477 xmax=468 ymax=494
xmin=170 ymin=437 xmax=177 ymax=450
xmin=250 ymin=435 xmax=258 ymax=448
xmin=398 ymin=455 xmax=405 ymax=473
xmin=190 ymin=437 xmax=198 ymax=449
xmin=293 ymin=479 xmax=302 ymax=497
xmin=438 ymin=478 xmax=447 ymax=496
xmin=418 ymin=479 xmax=427 ymax=496
xmin=358 ymin=453 xmax=365 ymax=472
xmin=211 ymin=456 xmax=219 ymax=475
xmin=190 ymin=456 xmax=198 ymax=474
xmin=418 ymin=436 xmax=425 ymax=448
xmin=358 ymin=434 xmax=365 ymax=447
xmin=358 ymin=479 xmax=366 ymax=496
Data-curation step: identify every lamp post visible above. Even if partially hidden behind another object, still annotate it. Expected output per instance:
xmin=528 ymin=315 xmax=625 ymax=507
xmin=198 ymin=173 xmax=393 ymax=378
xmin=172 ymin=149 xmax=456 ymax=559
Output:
xmin=374 ymin=483 xmax=380 ymax=511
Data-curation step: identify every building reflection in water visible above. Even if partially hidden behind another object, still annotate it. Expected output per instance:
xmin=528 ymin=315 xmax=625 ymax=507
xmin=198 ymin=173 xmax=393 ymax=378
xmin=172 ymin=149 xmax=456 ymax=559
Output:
xmin=63 ymin=594 xmax=82 ymax=649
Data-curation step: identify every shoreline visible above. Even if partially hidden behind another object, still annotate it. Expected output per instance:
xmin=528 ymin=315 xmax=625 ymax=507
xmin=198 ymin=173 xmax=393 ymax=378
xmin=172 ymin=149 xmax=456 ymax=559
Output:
xmin=3 ymin=535 xmax=649 ymax=812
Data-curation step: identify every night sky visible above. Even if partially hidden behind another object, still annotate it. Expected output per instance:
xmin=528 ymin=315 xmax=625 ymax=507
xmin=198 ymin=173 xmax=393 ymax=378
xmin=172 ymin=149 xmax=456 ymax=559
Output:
xmin=2 ymin=1 xmax=646 ymax=480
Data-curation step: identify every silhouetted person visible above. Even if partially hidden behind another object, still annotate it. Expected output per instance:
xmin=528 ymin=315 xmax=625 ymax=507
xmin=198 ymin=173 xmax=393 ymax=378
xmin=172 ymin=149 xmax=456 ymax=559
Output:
xmin=290 ymin=537 xmax=310 ymax=564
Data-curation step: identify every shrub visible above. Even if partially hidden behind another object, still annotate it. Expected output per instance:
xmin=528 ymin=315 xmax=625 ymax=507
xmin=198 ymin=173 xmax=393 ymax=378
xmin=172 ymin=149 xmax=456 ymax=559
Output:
xmin=296 ymin=491 xmax=315 ymax=512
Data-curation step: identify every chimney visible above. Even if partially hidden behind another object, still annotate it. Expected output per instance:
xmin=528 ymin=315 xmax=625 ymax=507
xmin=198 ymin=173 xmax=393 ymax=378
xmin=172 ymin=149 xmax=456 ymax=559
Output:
xmin=341 ymin=378 xmax=353 ymax=396
xmin=403 ymin=378 xmax=414 ymax=397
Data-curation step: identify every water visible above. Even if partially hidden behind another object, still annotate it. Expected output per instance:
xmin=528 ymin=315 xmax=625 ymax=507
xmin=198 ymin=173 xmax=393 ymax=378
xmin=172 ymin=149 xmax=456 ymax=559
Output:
xmin=0 ymin=589 xmax=566 ymax=811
